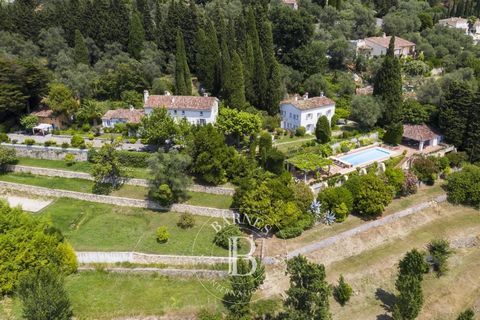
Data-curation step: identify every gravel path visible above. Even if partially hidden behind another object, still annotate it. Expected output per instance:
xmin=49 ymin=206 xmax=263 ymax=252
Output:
xmin=286 ymin=194 xmax=447 ymax=259
xmin=2 ymin=195 xmax=53 ymax=212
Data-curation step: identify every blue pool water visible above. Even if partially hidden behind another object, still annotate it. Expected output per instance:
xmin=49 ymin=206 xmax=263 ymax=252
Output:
xmin=338 ymin=147 xmax=392 ymax=166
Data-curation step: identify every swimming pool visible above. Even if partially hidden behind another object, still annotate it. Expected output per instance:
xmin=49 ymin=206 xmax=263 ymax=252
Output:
xmin=337 ymin=147 xmax=393 ymax=167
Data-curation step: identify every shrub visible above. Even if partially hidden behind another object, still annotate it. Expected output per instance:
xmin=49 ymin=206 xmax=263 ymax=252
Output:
xmin=87 ymin=133 xmax=95 ymax=140
xmin=70 ymin=135 xmax=85 ymax=148
xmin=44 ymin=140 xmax=57 ymax=147
xmin=317 ymin=187 xmax=353 ymax=222
xmin=64 ymin=153 xmax=75 ymax=166
xmin=384 ymin=167 xmax=405 ymax=196
xmin=446 ymin=151 xmax=467 ymax=168
xmin=0 ymin=146 xmax=17 ymax=172
xmin=61 ymin=142 xmax=70 ymax=149
xmin=0 ymin=133 xmax=9 ymax=143
xmin=24 ymin=138 xmax=35 ymax=145
xmin=128 ymin=138 xmax=137 ymax=144
xmin=11 ymin=139 xmax=18 ymax=144
xmin=382 ymin=123 xmax=403 ymax=145
xmin=87 ymin=148 xmax=98 ymax=162
xmin=156 ymin=226 xmax=169 ymax=243
xmin=213 ymin=224 xmax=243 ymax=249
xmin=445 ymin=165 xmax=480 ymax=208
xmin=412 ymin=156 xmax=439 ymax=185
xmin=295 ymin=126 xmax=306 ymax=137
xmin=276 ymin=225 xmax=304 ymax=239
xmin=177 ymin=213 xmax=195 ymax=229
xmin=401 ymin=171 xmax=419 ymax=196
xmin=152 ymin=184 xmax=173 ymax=206
xmin=339 ymin=141 xmax=355 ymax=153
xmin=116 ymin=150 xmax=150 ymax=168
xmin=334 ymin=275 xmax=353 ymax=306
xmin=82 ymin=123 xmax=91 ymax=132
xmin=427 ymin=239 xmax=452 ymax=277
xmin=456 ymin=309 xmax=475 ymax=320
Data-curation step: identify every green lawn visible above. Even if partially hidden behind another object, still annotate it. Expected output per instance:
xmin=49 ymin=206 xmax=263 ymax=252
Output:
xmin=16 ymin=157 xmax=150 ymax=179
xmin=39 ymin=198 xmax=232 ymax=256
xmin=0 ymin=172 xmax=233 ymax=209
xmin=0 ymin=271 xmax=227 ymax=320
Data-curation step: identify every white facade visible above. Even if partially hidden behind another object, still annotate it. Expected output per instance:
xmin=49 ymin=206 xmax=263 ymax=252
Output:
xmin=102 ymin=118 xmax=125 ymax=128
xmin=280 ymin=102 xmax=335 ymax=134
xmin=438 ymin=18 xmax=469 ymax=34
xmin=364 ymin=39 xmax=413 ymax=56
xmin=144 ymin=103 xmax=219 ymax=125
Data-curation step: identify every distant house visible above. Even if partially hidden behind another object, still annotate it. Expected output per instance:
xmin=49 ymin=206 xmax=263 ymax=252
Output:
xmin=143 ymin=90 xmax=219 ymax=125
xmin=101 ymin=107 xmax=144 ymax=128
xmin=351 ymin=35 xmax=416 ymax=57
xmin=280 ymin=93 xmax=336 ymax=134
xmin=402 ymin=124 xmax=443 ymax=151
xmin=30 ymin=108 xmax=69 ymax=129
xmin=282 ymin=0 xmax=298 ymax=10
xmin=438 ymin=17 xmax=469 ymax=34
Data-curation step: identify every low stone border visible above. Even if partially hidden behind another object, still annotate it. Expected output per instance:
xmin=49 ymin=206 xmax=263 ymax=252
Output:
xmin=78 ymin=267 xmax=228 ymax=279
xmin=0 ymin=181 xmax=235 ymax=218
xmin=6 ymin=165 xmax=235 ymax=196
xmin=2 ymin=143 xmax=88 ymax=161
xmin=76 ymin=251 xmax=232 ymax=265
xmin=285 ymin=194 xmax=448 ymax=259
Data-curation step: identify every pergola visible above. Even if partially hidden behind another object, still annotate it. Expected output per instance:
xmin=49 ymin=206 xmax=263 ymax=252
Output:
xmin=403 ymin=124 xmax=442 ymax=151
xmin=286 ymin=153 xmax=333 ymax=182
xmin=32 ymin=123 xmax=53 ymax=136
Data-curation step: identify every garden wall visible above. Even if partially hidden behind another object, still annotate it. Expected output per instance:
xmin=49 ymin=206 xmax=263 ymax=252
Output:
xmin=0 ymin=181 xmax=235 ymax=218
xmin=5 ymin=165 xmax=235 ymax=195
xmin=78 ymin=266 xmax=228 ymax=278
xmin=76 ymin=251 xmax=231 ymax=265
xmin=1 ymin=143 xmax=88 ymax=161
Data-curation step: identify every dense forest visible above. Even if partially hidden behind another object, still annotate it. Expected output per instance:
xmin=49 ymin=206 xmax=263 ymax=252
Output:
xmin=1 ymin=0 xmax=480 ymax=161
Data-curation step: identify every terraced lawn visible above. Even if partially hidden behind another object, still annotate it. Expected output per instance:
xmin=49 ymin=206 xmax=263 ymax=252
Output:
xmin=0 ymin=172 xmax=233 ymax=209
xmin=38 ymin=198 xmax=232 ymax=256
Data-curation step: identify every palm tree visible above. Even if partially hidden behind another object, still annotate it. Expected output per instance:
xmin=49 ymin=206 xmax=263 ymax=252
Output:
xmin=77 ymin=100 xmax=103 ymax=126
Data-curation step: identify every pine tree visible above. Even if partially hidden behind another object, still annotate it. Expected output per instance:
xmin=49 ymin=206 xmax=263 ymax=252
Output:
xmin=175 ymin=30 xmax=191 ymax=95
xmin=128 ymin=10 xmax=145 ymax=59
xmin=73 ymin=29 xmax=89 ymax=65
xmin=373 ymin=36 xmax=403 ymax=126
xmin=226 ymin=51 xmax=246 ymax=109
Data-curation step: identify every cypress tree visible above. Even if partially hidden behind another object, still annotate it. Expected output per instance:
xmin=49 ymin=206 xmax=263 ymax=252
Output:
xmin=73 ymin=29 xmax=89 ymax=65
xmin=109 ymin=0 xmax=130 ymax=49
xmin=464 ymin=91 xmax=480 ymax=162
xmin=373 ymin=36 xmax=403 ymax=126
xmin=136 ymin=0 xmax=154 ymax=41
xmin=261 ymin=20 xmax=282 ymax=115
xmin=128 ymin=10 xmax=145 ymax=59
xmin=195 ymin=21 xmax=220 ymax=94
xmin=316 ymin=116 xmax=331 ymax=143
xmin=220 ymin=38 xmax=232 ymax=99
xmin=175 ymin=30 xmax=192 ymax=95
xmin=244 ymin=38 xmax=255 ymax=106
xmin=195 ymin=28 xmax=208 ymax=87
xmin=162 ymin=0 xmax=181 ymax=52
xmin=226 ymin=51 xmax=246 ymax=109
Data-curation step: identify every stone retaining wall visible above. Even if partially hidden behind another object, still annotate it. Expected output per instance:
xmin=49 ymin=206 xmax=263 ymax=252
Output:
xmin=76 ymin=251 xmax=231 ymax=265
xmin=78 ymin=266 xmax=228 ymax=278
xmin=0 ymin=181 xmax=235 ymax=218
xmin=1 ymin=143 xmax=88 ymax=161
xmin=6 ymin=165 xmax=235 ymax=195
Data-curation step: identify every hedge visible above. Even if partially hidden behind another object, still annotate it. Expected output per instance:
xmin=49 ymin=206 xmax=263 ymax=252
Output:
xmin=116 ymin=150 xmax=151 ymax=168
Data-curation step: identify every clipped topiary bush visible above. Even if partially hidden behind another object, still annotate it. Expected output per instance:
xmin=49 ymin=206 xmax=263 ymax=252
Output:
xmin=334 ymin=275 xmax=353 ymax=306
xmin=23 ymin=138 xmax=35 ymax=146
xmin=156 ymin=226 xmax=169 ymax=243
xmin=70 ymin=135 xmax=85 ymax=148
xmin=177 ymin=213 xmax=195 ymax=229
xmin=64 ymin=153 xmax=75 ymax=166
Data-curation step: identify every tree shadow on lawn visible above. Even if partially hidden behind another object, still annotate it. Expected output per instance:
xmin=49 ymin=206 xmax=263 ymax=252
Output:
xmin=375 ymin=287 xmax=395 ymax=314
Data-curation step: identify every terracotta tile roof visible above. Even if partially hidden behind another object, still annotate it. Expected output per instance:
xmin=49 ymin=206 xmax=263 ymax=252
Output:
xmin=365 ymin=36 xmax=415 ymax=49
xmin=281 ymin=95 xmax=335 ymax=110
xmin=283 ymin=0 xmax=297 ymax=4
xmin=101 ymin=108 xmax=144 ymax=123
xmin=439 ymin=17 xmax=468 ymax=27
xmin=144 ymin=95 xmax=218 ymax=111
xmin=31 ymin=108 xmax=54 ymax=118
xmin=403 ymin=124 xmax=440 ymax=141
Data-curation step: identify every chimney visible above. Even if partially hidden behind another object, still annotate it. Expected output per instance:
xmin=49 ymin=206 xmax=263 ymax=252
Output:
xmin=303 ymin=92 xmax=309 ymax=100
xmin=382 ymin=32 xmax=386 ymax=38
xmin=164 ymin=91 xmax=171 ymax=96
xmin=143 ymin=90 xmax=149 ymax=103
xmin=129 ymin=105 xmax=134 ymax=111
xmin=203 ymin=92 xmax=209 ymax=97
xmin=294 ymin=94 xmax=298 ymax=101
xmin=320 ymin=91 xmax=324 ymax=97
